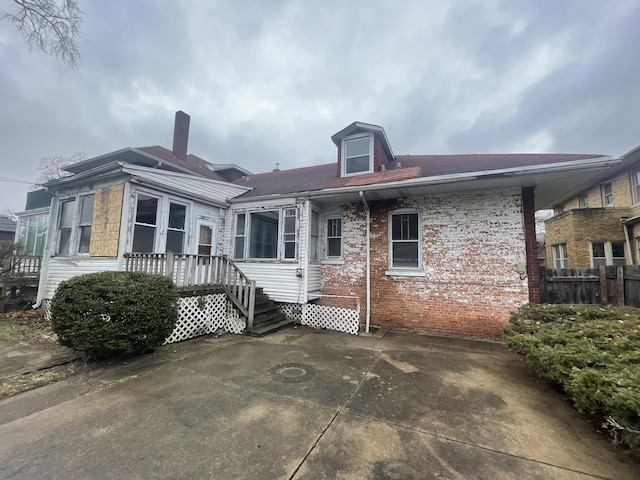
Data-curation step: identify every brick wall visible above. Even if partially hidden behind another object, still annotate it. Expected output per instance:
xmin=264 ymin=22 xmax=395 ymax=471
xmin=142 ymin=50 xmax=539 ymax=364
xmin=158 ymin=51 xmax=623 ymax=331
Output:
xmin=321 ymin=188 xmax=529 ymax=337
xmin=89 ymin=184 xmax=124 ymax=257
xmin=545 ymin=207 xmax=631 ymax=267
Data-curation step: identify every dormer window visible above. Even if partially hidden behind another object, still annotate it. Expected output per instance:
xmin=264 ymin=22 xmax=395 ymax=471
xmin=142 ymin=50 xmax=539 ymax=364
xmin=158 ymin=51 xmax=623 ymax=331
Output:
xmin=343 ymin=134 xmax=373 ymax=176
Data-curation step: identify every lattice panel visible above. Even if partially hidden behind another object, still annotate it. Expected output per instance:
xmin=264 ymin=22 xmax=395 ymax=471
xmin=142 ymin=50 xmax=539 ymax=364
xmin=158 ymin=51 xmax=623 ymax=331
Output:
xmin=278 ymin=303 xmax=304 ymax=323
xmin=165 ymin=293 xmax=245 ymax=344
xmin=42 ymin=299 xmax=52 ymax=322
xmin=301 ymin=303 xmax=360 ymax=335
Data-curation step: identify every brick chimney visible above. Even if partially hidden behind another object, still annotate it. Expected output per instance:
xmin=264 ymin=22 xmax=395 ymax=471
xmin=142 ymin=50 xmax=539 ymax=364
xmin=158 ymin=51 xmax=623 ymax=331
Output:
xmin=172 ymin=111 xmax=190 ymax=162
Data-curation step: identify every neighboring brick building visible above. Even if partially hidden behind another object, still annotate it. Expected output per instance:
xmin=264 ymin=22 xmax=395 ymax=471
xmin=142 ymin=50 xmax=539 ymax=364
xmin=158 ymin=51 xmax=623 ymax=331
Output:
xmin=545 ymin=144 xmax=640 ymax=268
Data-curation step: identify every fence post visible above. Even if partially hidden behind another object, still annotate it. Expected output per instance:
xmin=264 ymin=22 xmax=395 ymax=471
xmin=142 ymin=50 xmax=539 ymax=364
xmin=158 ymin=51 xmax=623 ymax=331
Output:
xmin=166 ymin=251 xmax=175 ymax=281
xmin=598 ymin=265 xmax=607 ymax=305
xmin=617 ymin=266 xmax=625 ymax=306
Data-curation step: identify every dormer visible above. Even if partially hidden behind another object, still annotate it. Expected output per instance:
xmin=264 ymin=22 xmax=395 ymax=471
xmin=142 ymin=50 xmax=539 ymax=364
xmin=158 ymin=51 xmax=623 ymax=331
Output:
xmin=331 ymin=122 xmax=395 ymax=177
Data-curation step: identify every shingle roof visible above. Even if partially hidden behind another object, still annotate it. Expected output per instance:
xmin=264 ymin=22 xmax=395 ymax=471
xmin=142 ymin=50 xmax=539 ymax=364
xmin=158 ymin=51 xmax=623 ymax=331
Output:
xmin=136 ymin=146 xmax=226 ymax=181
xmin=0 ymin=216 xmax=17 ymax=232
xmin=233 ymin=153 xmax=607 ymax=198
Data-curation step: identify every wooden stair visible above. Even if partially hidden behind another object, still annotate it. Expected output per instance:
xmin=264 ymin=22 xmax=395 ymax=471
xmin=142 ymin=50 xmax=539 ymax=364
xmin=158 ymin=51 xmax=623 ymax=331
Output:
xmin=245 ymin=287 xmax=293 ymax=336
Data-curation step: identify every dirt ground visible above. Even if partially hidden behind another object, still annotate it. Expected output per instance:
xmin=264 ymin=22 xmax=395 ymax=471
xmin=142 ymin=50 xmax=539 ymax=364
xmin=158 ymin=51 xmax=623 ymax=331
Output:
xmin=0 ymin=310 xmax=86 ymax=400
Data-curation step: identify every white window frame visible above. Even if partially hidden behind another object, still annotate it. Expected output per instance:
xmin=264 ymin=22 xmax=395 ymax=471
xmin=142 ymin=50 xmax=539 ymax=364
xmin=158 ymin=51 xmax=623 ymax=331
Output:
xmin=309 ymin=209 xmax=320 ymax=262
xmin=232 ymin=213 xmax=246 ymax=260
xmin=551 ymin=243 xmax=568 ymax=269
xmin=232 ymin=207 xmax=299 ymax=262
xmin=590 ymin=241 xmax=626 ymax=267
xmin=579 ymin=193 xmax=589 ymax=208
xmin=602 ymin=182 xmax=614 ymax=206
xmin=633 ymin=171 xmax=640 ymax=204
xmin=55 ymin=194 xmax=94 ymax=257
xmin=341 ymin=133 xmax=374 ymax=177
xmin=324 ymin=216 xmax=343 ymax=262
xmin=131 ymin=191 xmax=191 ymax=254
xmin=165 ymin=201 xmax=188 ymax=254
xmin=387 ymin=210 xmax=423 ymax=275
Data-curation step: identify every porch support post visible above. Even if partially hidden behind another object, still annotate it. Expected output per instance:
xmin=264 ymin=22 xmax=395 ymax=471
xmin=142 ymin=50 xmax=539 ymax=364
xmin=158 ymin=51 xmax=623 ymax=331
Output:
xmin=522 ymin=186 xmax=540 ymax=303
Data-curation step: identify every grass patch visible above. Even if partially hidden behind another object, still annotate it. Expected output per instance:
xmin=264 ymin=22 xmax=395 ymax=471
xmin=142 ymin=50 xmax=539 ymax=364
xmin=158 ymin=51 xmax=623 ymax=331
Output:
xmin=280 ymin=335 xmax=299 ymax=344
xmin=0 ymin=362 xmax=86 ymax=400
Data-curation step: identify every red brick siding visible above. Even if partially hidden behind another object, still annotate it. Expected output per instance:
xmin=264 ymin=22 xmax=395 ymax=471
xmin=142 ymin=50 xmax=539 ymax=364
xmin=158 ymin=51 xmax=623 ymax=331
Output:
xmin=321 ymin=188 xmax=529 ymax=337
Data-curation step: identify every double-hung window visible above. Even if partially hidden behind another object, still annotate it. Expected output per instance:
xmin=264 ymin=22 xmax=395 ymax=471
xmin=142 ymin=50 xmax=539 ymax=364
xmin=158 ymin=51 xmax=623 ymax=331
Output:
xmin=390 ymin=212 xmax=420 ymax=269
xmin=326 ymin=217 xmax=342 ymax=259
xmin=131 ymin=193 xmax=189 ymax=253
xmin=343 ymin=134 xmax=373 ymax=175
xmin=132 ymin=194 xmax=159 ymax=253
xmin=591 ymin=241 xmax=626 ymax=267
xmin=56 ymin=194 xmax=94 ymax=256
xmin=309 ymin=210 xmax=319 ymax=261
xmin=602 ymin=183 xmax=614 ymax=206
xmin=233 ymin=208 xmax=298 ymax=261
xmin=579 ymin=193 xmax=589 ymax=208
xmin=551 ymin=244 xmax=568 ymax=269
xmin=634 ymin=171 xmax=640 ymax=203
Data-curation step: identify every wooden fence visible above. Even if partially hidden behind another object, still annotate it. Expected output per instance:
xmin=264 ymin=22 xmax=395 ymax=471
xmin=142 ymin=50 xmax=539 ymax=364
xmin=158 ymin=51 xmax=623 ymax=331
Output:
xmin=539 ymin=265 xmax=640 ymax=307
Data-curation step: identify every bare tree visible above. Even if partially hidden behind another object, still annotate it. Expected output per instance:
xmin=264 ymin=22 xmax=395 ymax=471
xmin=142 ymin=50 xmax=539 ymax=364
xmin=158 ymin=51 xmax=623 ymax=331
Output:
xmin=2 ymin=0 xmax=83 ymax=68
xmin=35 ymin=151 xmax=86 ymax=185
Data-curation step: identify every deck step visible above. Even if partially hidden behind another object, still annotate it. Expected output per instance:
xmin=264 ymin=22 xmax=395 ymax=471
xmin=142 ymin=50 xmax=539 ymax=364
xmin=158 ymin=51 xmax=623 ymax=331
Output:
xmin=245 ymin=317 xmax=294 ymax=337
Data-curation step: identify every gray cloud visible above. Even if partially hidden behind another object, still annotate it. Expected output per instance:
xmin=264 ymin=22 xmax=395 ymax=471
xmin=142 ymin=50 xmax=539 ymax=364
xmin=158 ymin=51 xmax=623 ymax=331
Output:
xmin=1 ymin=0 xmax=639 ymax=214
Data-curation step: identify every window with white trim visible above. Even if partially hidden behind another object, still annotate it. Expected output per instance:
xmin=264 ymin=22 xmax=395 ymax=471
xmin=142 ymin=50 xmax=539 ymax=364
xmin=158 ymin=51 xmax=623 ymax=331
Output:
xmin=551 ymin=243 xmax=568 ymax=269
xmin=633 ymin=171 xmax=640 ymax=204
xmin=233 ymin=208 xmax=298 ymax=261
xmin=591 ymin=241 xmax=626 ymax=267
xmin=325 ymin=217 xmax=342 ymax=259
xmin=579 ymin=193 xmax=589 ymax=208
xmin=309 ymin=210 xmax=319 ymax=261
xmin=602 ymin=182 xmax=614 ymax=206
xmin=56 ymin=194 xmax=94 ymax=256
xmin=132 ymin=194 xmax=159 ymax=253
xmin=166 ymin=202 xmax=186 ymax=253
xmin=131 ymin=193 xmax=189 ymax=253
xmin=342 ymin=134 xmax=373 ymax=176
xmin=198 ymin=225 xmax=213 ymax=256
xmin=389 ymin=212 xmax=420 ymax=269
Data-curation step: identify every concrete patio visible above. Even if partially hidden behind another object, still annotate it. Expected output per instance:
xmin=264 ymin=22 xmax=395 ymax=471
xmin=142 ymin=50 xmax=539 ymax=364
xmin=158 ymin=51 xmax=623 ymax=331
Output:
xmin=1 ymin=326 xmax=638 ymax=479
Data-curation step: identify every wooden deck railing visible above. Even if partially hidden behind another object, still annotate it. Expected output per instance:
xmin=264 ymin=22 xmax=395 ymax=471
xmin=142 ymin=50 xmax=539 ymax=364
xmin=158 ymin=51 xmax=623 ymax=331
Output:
xmin=2 ymin=255 xmax=42 ymax=279
xmin=124 ymin=253 xmax=256 ymax=328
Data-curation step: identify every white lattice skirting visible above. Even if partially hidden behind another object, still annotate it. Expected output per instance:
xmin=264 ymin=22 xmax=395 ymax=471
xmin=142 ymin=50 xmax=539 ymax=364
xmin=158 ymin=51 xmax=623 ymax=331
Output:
xmin=42 ymin=294 xmax=245 ymax=345
xmin=280 ymin=302 xmax=360 ymax=335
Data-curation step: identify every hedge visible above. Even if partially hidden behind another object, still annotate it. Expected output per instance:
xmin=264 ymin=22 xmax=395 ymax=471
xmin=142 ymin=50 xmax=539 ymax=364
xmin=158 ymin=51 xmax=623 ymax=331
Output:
xmin=51 ymin=271 xmax=178 ymax=360
xmin=505 ymin=304 xmax=640 ymax=456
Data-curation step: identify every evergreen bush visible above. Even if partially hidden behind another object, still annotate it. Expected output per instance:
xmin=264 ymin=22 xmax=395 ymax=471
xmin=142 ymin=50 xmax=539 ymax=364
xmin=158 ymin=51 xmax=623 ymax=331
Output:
xmin=505 ymin=304 xmax=640 ymax=457
xmin=51 ymin=271 xmax=178 ymax=360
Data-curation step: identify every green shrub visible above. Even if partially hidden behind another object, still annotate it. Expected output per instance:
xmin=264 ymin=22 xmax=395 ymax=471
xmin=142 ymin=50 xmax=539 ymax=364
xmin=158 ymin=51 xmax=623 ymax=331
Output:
xmin=505 ymin=304 xmax=640 ymax=456
xmin=51 ymin=271 xmax=178 ymax=360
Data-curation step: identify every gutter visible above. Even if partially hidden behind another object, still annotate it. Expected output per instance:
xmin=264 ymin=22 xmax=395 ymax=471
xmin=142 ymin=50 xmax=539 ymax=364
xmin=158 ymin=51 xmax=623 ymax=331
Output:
xmin=228 ymin=156 xmax=619 ymax=204
xmin=359 ymin=191 xmax=371 ymax=333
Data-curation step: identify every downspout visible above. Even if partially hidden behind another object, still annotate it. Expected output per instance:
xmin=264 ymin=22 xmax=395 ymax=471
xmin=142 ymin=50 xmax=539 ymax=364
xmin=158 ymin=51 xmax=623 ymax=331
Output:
xmin=359 ymin=191 xmax=371 ymax=333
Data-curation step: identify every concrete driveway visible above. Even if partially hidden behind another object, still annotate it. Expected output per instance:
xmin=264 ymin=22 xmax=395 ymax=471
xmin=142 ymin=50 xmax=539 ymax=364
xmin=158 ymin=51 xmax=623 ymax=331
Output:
xmin=1 ymin=327 xmax=638 ymax=479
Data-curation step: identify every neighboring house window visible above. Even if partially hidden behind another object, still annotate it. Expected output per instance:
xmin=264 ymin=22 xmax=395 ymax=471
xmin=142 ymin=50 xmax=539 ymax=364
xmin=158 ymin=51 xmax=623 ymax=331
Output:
xmin=166 ymin=202 xmax=186 ymax=253
xmin=602 ymin=183 xmax=614 ymax=206
xmin=309 ymin=210 xmax=319 ymax=261
xmin=233 ymin=213 xmax=246 ymax=260
xmin=234 ymin=208 xmax=298 ymax=261
xmin=389 ymin=212 xmax=420 ymax=269
xmin=636 ymin=238 xmax=640 ymax=265
xmin=132 ymin=194 xmax=159 ymax=253
xmin=591 ymin=241 xmax=626 ymax=267
xmin=198 ymin=225 xmax=213 ymax=256
xmin=634 ymin=171 xmax=640 ymax=203
xmin=56 ymin=195 xmax=94 ymax=256
xmin=551 ymin=244 xmax=568 ymax=269
xmin=326 ymin=217 xmax=343 ymax=259
xmin=555 ymin=205 xmax=564 ymax=214
xmin=342 ymin=134 xmax=373 ymax=175
xmin=579 ymin=193 xmax=589 ymax=208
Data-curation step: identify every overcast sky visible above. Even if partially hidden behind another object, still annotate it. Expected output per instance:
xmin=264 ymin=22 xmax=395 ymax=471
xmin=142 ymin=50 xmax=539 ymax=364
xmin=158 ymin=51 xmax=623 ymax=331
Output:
xmin=1 ymin=0 xmax=639 ymax=214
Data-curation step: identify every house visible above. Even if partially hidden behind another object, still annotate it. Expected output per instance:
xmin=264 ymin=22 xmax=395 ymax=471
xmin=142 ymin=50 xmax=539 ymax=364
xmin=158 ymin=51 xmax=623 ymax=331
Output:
xmin=0 ymin=216 xmax=17 ymax=243
xmin=545 ymin=144 xmax=640 ymax=269
xmin=32 ymin=113 xmax=620 ymax=337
